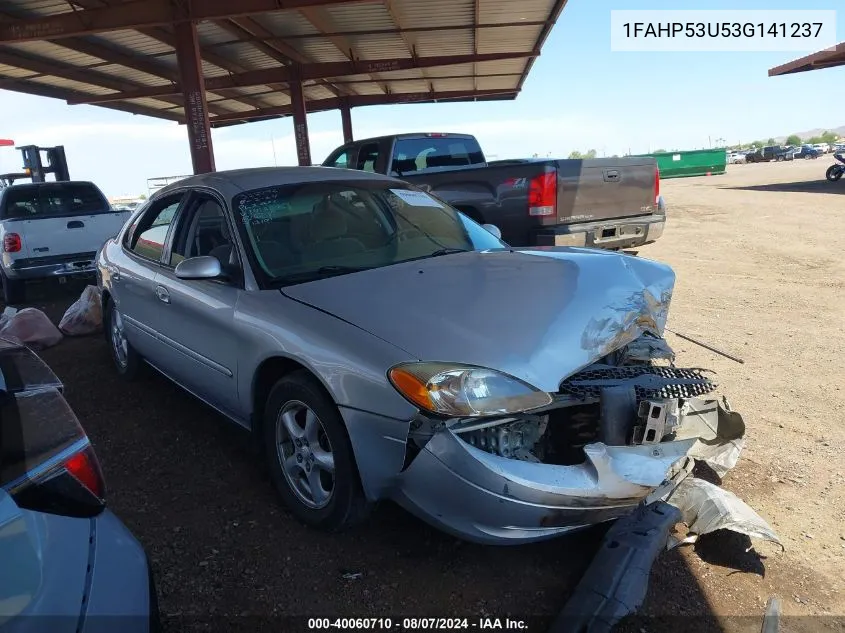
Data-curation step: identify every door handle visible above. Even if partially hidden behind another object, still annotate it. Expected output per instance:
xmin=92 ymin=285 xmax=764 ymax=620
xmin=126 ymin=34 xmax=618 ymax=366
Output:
xmin=155 ymin=285 xmax=170 ymax=304
xmin=67 ymin=220 xmax=84 ymax=229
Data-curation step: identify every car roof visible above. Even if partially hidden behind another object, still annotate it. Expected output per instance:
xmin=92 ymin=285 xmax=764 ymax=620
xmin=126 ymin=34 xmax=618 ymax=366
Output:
xmin=2 ymin=180 xmax=100 ymax=189
xmin=156 ymin=166 xmax=405 ymax=199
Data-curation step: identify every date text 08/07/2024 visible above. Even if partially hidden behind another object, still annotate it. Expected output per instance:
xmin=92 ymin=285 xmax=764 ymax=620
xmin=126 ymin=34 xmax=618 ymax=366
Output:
xmin=307 ymin=618 xmax=531 ymax=630
xmin=621 ymin=22 xmax=824 ymax=39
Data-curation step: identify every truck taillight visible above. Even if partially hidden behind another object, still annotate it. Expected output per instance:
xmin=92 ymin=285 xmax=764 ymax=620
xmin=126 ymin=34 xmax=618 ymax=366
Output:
xmin=5 ymin=440 xmax=106 ymax=519
xmin=528 ymin=172 xmax=556 ymax=217
xmin=654 ymin=167 xmax=661 ymax=205
xmin=3 ymin=233 xmax=22 ymax=253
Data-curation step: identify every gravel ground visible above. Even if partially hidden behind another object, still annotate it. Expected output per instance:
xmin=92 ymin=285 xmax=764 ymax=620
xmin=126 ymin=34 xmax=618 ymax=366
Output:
xmin=11 ymin=156 xmax=845 ymax=632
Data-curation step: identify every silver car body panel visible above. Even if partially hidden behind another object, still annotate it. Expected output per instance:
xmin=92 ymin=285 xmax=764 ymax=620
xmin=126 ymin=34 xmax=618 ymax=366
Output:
xmin=282 ymin=247 xmax=674 ymax=394
xmin=97 ymin=167 xmax=767 ymax=545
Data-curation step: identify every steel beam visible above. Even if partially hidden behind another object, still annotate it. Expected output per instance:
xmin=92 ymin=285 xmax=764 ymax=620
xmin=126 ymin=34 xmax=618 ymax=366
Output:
xmin=340 ymin=100 xmax=353 ymax=143
xmin=67 ymin=51 xmax=536 ymax=104
xmin=174 ymin=21 xmax=215 ymax=174
xmin=0 ymin=0 xmax=366 ymax=43
xmin=289 ymin=80 xmax=311 ymax=166
xmin=208 ymin=88 xmax=517 ymax=125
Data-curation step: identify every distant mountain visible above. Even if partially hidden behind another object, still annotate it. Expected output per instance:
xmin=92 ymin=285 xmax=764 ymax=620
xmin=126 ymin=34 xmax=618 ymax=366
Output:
xmin=773 ymin=125 xmax=845 ymax=143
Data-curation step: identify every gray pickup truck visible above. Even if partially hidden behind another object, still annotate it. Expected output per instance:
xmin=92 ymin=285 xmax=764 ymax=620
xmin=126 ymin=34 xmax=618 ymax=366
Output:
xmin=322 ymin=133 xmax=665 ymax=250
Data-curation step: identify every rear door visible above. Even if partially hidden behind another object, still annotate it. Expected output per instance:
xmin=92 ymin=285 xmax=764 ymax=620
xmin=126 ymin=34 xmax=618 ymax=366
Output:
xmin=2 ymin=183 xmax=129 ymax=259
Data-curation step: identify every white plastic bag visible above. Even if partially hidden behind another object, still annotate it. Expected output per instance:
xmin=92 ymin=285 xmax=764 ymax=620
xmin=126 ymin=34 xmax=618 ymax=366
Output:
xmin=58 ymin=285 xmax=103 ymax=336
xmin=0 ymin=307 xmax=63 ymax=350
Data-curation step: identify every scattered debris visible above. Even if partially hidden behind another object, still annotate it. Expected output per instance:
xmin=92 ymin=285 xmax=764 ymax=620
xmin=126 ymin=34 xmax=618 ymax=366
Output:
xmin=58 ymin=285 xmax=103 ymax=336
xmin=665 ymin=478 xmax=782 ymax=550
xmin=342 ymin=572 xmax=363 ymax=580
xmin=0 ymin=307 xmax=62 ymax=349
xmin=551 ymin=501 xmax=682 ymax=633
xmin=665 ymin=327 xmax=745 ymax=364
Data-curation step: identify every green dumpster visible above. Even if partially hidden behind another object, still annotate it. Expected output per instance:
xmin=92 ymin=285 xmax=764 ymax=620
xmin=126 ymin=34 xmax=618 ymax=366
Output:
xmin=632 ymin=149 xmax=727 ymax=179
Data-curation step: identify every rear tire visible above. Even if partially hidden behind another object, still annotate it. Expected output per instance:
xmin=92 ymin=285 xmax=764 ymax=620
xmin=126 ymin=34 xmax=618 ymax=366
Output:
xmin=826 ymin=166 xmax=844 ymax=182
xmin=1 ymin=272 xmax=25 ymax=306
xmin=104 ymin=300 xmax=143 ymax=380
xmin=263 ymin=371 xmax=370 ymax=531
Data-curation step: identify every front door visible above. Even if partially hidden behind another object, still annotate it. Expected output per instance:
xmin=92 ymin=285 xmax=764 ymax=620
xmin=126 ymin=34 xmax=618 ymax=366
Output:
xmin=151 ymin=192 xmax=243 ymax=420
xmin=115 ymin=193 xmax=186 ymax=360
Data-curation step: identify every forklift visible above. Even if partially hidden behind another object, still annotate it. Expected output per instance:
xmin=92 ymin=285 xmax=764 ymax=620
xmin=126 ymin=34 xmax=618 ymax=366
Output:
xmin=0 ymin=142 xmax=71 ymax=188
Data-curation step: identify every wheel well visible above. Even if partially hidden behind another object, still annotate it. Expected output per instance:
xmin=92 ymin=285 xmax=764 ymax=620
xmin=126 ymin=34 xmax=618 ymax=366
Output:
xmin=251 ymin=357 xmax=331 ymax=435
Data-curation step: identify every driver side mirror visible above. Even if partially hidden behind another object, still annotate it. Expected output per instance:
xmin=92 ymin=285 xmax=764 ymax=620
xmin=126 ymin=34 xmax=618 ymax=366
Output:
xmin=174 ymin=255 xmax=223 ymax=280
xmin=482 ymin=224 xmax=502 ymax=240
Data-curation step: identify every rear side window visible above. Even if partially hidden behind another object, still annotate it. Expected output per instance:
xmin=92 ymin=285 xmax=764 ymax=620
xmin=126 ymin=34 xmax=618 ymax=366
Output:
xmin=391 ymin=137 xmax=484 ymax=174
xmin=1 ymin=183 xmax=109 ymax=219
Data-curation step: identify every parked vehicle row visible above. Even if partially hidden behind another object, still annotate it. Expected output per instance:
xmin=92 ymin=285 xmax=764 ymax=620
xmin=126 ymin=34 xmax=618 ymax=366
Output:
xmin=731 ymin=141 xmax=843 ymax=165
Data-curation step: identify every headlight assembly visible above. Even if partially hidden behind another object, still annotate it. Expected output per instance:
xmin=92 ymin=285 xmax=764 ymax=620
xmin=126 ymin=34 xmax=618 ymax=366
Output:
xmin=388 ymin=362 xmax=552 ymax=418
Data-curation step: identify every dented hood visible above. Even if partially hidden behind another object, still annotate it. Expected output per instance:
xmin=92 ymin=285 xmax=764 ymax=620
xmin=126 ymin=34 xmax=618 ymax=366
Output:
xmin=282 ymin=248 xmax=676 ymax=392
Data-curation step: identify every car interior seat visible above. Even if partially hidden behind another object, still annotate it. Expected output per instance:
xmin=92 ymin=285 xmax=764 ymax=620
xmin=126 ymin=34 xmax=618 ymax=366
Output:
xmin=301 ymin=198 xmax=366 ymax=263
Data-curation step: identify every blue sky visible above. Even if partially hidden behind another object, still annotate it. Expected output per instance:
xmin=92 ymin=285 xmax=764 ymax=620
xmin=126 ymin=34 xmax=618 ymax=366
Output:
xmin=1 ymin=0 xmax=843 ymax=196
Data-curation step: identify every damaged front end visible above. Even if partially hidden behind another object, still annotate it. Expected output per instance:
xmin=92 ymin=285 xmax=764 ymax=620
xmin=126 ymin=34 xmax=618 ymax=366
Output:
xmin=392 ymin=333 xmax=762 ymax=546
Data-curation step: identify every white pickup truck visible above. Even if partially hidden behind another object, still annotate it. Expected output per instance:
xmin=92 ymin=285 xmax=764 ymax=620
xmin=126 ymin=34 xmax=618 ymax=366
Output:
xmin=0 ymin=181 xmax=130 ymax=304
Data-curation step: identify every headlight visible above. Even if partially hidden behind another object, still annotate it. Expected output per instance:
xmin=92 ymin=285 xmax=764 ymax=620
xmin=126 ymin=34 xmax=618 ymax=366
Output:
xmin=388 ymin=362 xmax=552 ymax=417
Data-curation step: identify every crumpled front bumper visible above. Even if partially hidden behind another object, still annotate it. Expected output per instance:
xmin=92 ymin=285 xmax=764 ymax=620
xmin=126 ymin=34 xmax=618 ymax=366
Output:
xmin=392 ymin=398 xmax=746 ymax=545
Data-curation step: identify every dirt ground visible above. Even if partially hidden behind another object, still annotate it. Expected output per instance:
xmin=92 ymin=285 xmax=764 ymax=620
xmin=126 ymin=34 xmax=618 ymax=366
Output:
xmin=11 ymin=156 xmax=845 ymax=632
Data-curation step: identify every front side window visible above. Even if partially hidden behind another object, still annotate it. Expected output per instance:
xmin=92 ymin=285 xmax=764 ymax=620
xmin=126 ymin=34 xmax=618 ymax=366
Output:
xmin=232 ymin=182 xmax=505 ymax=287
xmin=128 ymin=197 xmax=182 ymax=262
xmin=326 ymin=151 xmax=350 ymax=169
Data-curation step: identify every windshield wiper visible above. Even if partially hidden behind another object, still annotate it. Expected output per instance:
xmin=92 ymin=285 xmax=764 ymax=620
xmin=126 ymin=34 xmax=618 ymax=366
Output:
xmin=272 ymin=265 xmax=371 ymax=285
xmin=429 ymin=247 xmax=470 ymax=257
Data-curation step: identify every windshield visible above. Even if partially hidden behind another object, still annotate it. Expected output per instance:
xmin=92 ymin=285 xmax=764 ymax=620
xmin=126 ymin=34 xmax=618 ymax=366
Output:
xmin=232 ymin=182 xmax=506 ymax=286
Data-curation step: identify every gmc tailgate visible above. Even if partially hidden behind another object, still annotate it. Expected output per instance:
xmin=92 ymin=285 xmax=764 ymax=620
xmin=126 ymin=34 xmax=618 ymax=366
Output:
xmin=555 ymin=156 xmax=659 ymax=224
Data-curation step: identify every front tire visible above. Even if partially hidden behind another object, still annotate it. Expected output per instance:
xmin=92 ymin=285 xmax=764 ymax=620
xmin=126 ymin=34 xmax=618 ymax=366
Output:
xmin=105 ymin=300 xmax=143 ymax=379
xmin=263 ymin=371 xmax=369 ymax=531
xmin=1 ymin=272 xmax=25 ymax=306
xmin=826 ymin=166 xmax=844 ymax=182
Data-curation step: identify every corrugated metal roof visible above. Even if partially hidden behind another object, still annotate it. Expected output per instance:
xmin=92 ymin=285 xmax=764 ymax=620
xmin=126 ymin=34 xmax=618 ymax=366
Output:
xmin=0 ymin=0 xmax=568 ymax=125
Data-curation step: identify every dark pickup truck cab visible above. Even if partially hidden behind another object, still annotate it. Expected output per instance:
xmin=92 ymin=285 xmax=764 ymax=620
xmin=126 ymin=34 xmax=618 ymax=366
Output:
xmin=745 ymin=145 xmax=794 ymax=163
xmin=322 ymin=133 xmax=665 ymax=250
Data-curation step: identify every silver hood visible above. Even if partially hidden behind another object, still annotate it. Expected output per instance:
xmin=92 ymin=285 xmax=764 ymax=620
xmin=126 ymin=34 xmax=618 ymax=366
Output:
xmin=282 ymin=248 xmax=676 ymax=392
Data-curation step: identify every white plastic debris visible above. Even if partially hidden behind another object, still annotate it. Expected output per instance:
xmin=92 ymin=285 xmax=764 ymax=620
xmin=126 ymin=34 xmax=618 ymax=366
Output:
xmin=58 ymin=285 xmax=103 ymax=336
xmin=0 ymin=307 xmax=63 ymax=350
xmin=665 ymin=477 xmax=782 ymax=550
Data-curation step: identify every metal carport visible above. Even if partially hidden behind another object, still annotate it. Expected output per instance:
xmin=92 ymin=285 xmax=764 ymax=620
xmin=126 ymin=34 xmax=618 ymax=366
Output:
xmin=769 ymin=42 xmax=845 ymax=76
xmin=0 ymin=0 xmax=567 ymax=173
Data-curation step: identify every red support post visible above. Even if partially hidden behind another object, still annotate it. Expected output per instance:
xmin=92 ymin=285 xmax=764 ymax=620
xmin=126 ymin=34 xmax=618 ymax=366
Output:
xmin=340 ymin=100 xmax=353 ymax=144
xmin=289 ymin=79 xmax=311 ymax=166
xmin=174 ymin=21 xmax=215 ymax=174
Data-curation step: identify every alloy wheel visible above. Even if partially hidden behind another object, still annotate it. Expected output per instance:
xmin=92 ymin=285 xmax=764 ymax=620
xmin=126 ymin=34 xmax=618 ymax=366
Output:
xmin=275 ymin=400 xmax=335 ymax=509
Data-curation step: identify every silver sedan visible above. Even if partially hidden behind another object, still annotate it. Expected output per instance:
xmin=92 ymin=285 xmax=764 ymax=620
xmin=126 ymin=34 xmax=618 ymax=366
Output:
xmin=97 ymin=167 xmax=746 ymax=545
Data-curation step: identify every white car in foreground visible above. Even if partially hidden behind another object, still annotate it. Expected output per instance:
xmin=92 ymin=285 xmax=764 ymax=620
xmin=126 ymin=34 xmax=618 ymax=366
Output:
xmin=0 ymin=181 xmax=130 ymax=304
